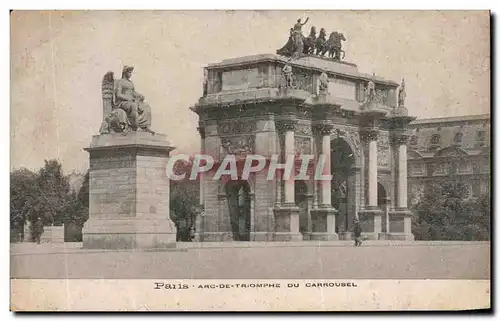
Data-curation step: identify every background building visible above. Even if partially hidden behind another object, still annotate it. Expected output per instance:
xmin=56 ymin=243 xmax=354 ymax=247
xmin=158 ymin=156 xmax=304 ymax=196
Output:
xmin=407 ymin=114 xmax=491 ymax=205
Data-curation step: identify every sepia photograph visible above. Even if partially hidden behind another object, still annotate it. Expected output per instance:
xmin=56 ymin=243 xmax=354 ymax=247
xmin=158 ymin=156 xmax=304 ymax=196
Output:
xmin=9 ymin=9 xmax=491 ymax=311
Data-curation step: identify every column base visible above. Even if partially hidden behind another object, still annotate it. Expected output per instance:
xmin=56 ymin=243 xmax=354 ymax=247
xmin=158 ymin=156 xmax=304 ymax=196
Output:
xmin=82 ymin=217 xmax=176 ymax=249
xmin=390 ymin=208 xmax=414 ymax=240
xmin=358 ymin=208 xmax=383 ymax=238
xmin=339 ymin=232 xmax=353 ymax=240
xmin=310 ymin=207 xmax=338 ymax=241
xmin=273 ymin=206 xmax=302 ymax=241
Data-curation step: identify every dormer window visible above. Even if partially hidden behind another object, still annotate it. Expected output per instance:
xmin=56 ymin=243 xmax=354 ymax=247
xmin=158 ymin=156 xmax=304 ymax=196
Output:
xmin=453 ymin=132 xmax=463 ymax=145
xmin=429 ymin=134 xmax=441 ymax=150
xmin=430 ymin=134 xmax=441 ymax=144
xmin=410 ymin=135 xmax=418 ymax=146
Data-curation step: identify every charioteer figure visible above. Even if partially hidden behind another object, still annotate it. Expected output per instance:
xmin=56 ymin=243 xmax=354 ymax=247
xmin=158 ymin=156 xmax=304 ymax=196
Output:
xmin=291 ymin=17 xmax=309 ymax=56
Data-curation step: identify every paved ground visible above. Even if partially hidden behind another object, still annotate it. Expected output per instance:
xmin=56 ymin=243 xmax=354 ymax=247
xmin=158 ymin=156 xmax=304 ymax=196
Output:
xmin=10 ymin=242 xmax=490 ymax=279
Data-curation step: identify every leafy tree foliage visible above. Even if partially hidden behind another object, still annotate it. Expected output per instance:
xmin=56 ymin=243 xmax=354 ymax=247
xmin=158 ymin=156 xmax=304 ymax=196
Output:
xmin=10 ymin=168 xmax=37 ymax=241
xmin=412 ymin=179 xmax=490 ymax=241
xmin=10 ymin=160 xmax=90 ymax=242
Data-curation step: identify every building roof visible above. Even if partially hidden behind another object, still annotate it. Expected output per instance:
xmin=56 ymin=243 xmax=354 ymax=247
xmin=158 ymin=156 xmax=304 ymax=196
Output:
xmin=410 ymin=114 xmax=490 ymax=126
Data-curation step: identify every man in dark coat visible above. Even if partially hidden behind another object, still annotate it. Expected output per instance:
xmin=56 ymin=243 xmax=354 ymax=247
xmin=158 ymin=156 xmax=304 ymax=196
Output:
xmin=34 ymin=217 xmax=44 ymax=244
xmin=353 ymin=218 xmax=363 ymax=246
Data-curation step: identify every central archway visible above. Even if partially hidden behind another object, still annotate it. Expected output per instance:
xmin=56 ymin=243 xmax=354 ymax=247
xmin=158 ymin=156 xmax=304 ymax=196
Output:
xmin=331 ymin=138 xmax=356 ymax=234
xmin=225 ymin=180 xmax=251 ymax=241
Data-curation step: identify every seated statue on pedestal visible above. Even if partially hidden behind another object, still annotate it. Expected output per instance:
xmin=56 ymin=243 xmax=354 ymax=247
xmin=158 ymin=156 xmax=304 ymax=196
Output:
xmin=99 ymin=65 xmax=154 ymax=134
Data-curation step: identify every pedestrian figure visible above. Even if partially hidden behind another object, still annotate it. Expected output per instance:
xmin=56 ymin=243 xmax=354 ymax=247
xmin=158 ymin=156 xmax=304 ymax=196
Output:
xmin=34 ymin=217 xmax=44 ymax=244
xmin=353 ymin=218 xmax=363 ymax=246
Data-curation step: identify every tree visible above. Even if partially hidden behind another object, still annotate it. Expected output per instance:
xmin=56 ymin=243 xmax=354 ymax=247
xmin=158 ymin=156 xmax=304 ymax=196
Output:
xmin=169 ymin=158 xmax=200 ymax=241
xmin=11 ymin=161 xmax=91 ymax=243
xmin=32 ymin=160 xmax=72 ymax=227
xmin=412 ymin=179 xmax=490 ymax=241
xmin=64 ymin=172 xmax=89 ymax=242
xmin=10 ymin=168 xmax=37 ymax=241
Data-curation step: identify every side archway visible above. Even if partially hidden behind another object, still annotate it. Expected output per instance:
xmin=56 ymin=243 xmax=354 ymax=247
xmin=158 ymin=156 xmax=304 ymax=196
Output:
xmin=225 ymin=180 xmax=251 ymax=241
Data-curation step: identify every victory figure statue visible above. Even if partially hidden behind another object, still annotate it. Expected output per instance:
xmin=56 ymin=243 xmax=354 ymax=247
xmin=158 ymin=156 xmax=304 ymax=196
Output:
xmin=99 ymin=66 xmax=154 ymax=134
xmin=398 ymin=78 xmax=406 ymax=108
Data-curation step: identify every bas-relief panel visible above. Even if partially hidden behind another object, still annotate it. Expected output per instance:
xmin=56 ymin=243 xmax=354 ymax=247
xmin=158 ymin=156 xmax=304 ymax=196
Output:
xmin=409 ymin=163 xmax=426 ymax=177
xmin=219 ymin=135 xmax=255 ymax=160
xmin=296 ymin=123 xmax=312 ymax=136
xmin=377 ymin=131 xmax=390 ymax=168
xmin=295 ymin=137 xmax=312 ymax=155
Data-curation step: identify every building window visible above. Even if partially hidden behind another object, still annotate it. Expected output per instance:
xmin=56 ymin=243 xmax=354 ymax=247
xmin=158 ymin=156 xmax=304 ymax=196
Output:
xmin=453 ymin=132 xmax=463 ymax=145
xmin=480 ymin=181 xmax=490 ymax=196
xmin=410 ymin=184 xmax=425 ymax=205
xmin=410 ymin=163 xmax=425 ymax=176
xmin=433 ymin=162 xmax=449 ymax=176
xmin=410 ymin=135 xmax=418 ymax=146
xmin=476 ymin=131 xmax=486 ymax=147
xmin=481 ymin=160 xmax=490 ymax=173
xmin=458 ymin=162 xmax=472 ymax=174
xmin=464 ymin=184 xmax=472 ymax=199
xmin=430 ymin=134 xmax=441 ymax=150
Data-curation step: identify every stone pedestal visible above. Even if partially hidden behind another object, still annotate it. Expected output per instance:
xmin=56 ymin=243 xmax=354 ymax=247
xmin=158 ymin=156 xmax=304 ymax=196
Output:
xmin=273 ymin=206 xmax=303 ymax=241
xmin=358 ymin=208 xmax=383 ymax=240
xmin=82 ymin=132 xmax=177 ymax=249
xmin=339 ymin=232 xmax=353 ymax=240
xmin=310 ymin=208 xmax=339 ymax=241
xmin=23 ymin=221 xmax=32 ymax=242
xmin=388 ymin=208 xmax=415 ymax=241
xmin=39 ymin=225 xmax=64 ymax=243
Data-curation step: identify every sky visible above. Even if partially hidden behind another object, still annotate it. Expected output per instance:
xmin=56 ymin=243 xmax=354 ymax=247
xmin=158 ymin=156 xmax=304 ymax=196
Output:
xmin=10 ymin=10 xmax=490 ymax=173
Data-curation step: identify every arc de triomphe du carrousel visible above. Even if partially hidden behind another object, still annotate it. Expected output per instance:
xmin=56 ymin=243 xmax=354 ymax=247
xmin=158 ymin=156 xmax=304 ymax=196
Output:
xmin=190 ymin=21 xmax=414 ymax=242
xmin=82 ymin=20 xmax=415 ymax=249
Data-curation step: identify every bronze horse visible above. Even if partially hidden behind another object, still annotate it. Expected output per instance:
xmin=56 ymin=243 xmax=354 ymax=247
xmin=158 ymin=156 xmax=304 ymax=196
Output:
xmin=328 ymin=32 xmax=346 ymax=60
xmin=303 ymin=26 xmax=317 ymax=55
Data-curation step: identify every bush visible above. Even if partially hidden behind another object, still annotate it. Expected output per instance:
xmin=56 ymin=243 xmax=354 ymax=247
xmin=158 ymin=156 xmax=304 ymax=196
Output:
xmin=412 ymin=180 xmax=490 ymax=241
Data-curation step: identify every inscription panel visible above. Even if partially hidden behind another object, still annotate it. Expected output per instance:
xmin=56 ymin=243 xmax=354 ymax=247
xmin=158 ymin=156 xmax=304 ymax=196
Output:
xmin=222 ymin=68 xmax=261 ymax=91
xmin=328 ymin=78 xmax=356 ymax=100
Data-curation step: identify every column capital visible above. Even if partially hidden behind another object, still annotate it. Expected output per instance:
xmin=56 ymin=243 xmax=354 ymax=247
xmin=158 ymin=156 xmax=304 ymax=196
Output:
xmin=312 ymin=121 xmax=334 ymax=136
xmin=360 ymin=128 xmax=379 ymax=142
xmin=391 ymin=133 xmax=410 ymax=145
xmin=197 ymin=126 xmax=206 ymax=139
xmin=275 ymin=119 xmax=298 ymax=133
